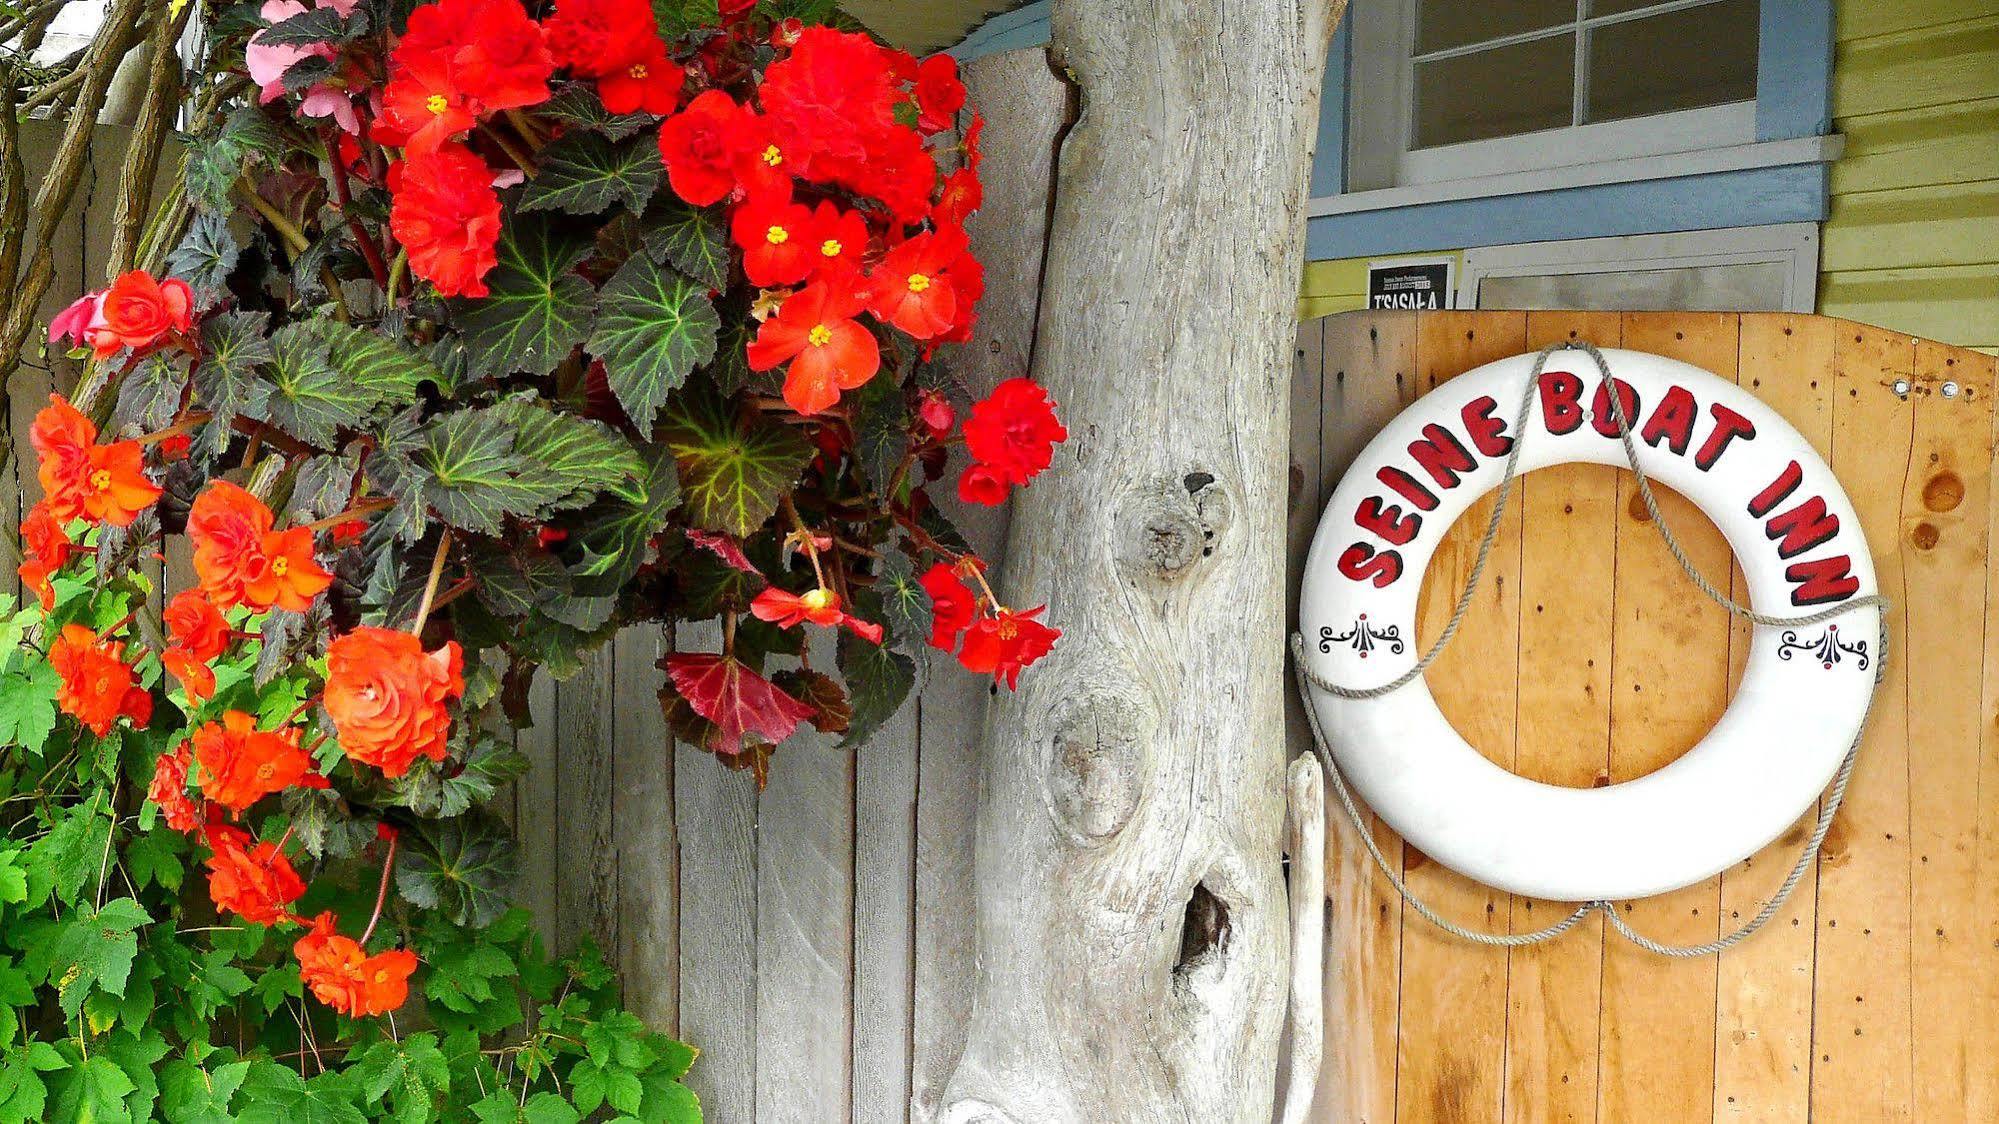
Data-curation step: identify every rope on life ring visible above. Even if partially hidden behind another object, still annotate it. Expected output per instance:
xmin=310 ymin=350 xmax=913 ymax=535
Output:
xmin=1291 ymin=341 xmax=1888 ymax=955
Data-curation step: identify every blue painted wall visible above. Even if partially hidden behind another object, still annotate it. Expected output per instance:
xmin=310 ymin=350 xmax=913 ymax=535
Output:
xmin=949 ymin=1 xmax=1837 ymax=261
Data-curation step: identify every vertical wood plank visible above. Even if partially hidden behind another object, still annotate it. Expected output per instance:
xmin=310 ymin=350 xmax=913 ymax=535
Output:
xmin=1904 ymin=340 xmax=1994 ymax=1122
xmin=614 ymin=624 xmax=678 ymax=1034
xmin=1312 ymin=309 xmax=1416 ymax=1124
xmin=1396 ymin=310 xmax=1526 ymax=1124
xmin=555 ymin=646 xmax=619 ymax=959
xmin=1505 ymin=312 xmax=1622 ymax=1124
xmin=1595 ymin=312 xmax=1737 ymax=1123
xmin=852 ymin=703 xmax=917 ymax=1123
xmin=675 ymin=627 xmax=759 ymax=1121
xmin=912 ymin=44 xmax=1065 ymax=1123
xmin=1810 ymin=322 xmax=1917 ymax=1121
xmin=755 ymin=633 xmax=855 ymax=1122
xmin=1970 ymin=347 xmax=1999 ymax=1124
xmin=515 ymin=672 xmax=559 ymax=949
xmin=1711 ymin=314 xmax=1838 ymax=1123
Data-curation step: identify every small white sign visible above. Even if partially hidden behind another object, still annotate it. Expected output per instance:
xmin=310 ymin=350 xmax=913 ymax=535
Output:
xmin=1366 ymin=256 xmax=1456 ymax=311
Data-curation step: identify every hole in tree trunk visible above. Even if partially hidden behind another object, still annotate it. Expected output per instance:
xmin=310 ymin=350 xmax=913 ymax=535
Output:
xmin=1175 ymin=880 xmax=1231 ymax=974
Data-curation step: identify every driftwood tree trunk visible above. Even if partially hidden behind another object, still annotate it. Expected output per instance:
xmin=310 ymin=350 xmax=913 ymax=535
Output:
xmin=938 ymin=2 xmax=1343 ymax=1120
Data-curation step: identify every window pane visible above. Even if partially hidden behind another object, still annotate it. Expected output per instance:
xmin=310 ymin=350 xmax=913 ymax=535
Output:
xmin=1585 ymin=0 xmax=1759 ymax=123
xmin=1588 ymin=0 xmax=1677 ymax=16
xmin=1479 ymin=262 xmax=1792 ymax=312
xmin=1417 ymin=0 xmax=1574 ymax=55
xmin=1414 ymin=34 xmax=1576 ymax=148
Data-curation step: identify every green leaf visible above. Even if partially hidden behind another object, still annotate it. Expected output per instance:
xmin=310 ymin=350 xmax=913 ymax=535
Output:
xmin=396 ymin=819 xmax=518 ymax=927
xmin=264 ymin=322 xmax=365 ymax=446
xmin=848 ymin=371 xmax=909 ymax=498
xmin=641 ymin=200 xmax=729 ymax=292
xmin=540 ymin=86 xmax=655 ymax=142
xmin=658 ymin=386 xmax=811 ymax=538
xmin=122 ymin=827 xmax=185 ymax=893
xmin=259 ymin=4 xmax=367 ymax=47
xmin=488 ymin=396 xmax=645 ymax=509
xmin=235 ymin=1063 xmax=367 ymax=1124
xmin=438 ymin=734 xmax=530 ymax=819
xmin=837 ymin=627 xmax=915 ymax=749
xmin=351 ymin=1033 xmax=449 ymax=1122
xmin=113 ymin=353 xmax=190 ymax=435
xmin=570 ymin=446 xmax=682 ymax=596
xmin=405 ymin=410 xmax=542 ymax=535
xmin=160 ymin=1058 xmax=250 ymax=1124
xmin=872 ymin=548 xmax=932 ymax=649
xmin=49 ymin=898 xmax=151 ymax=1019
xmin=0 ymin=661 xmax=58 ymax=752
xmin=588 ymin=254 xmax=720 ymax=433
xmin=519 ymin=131 xmax=661 ymax=217
xmin=183 ymin=106 xmax=287 ymax=211
xmin=194 ymin=311 xmax=275 ymax=443
xmin=28 ymin=797 xmax=112 ymax=907
xmin=315 ymin=320 xmax=444 ymax=406
xmin=47 ymin=1053 xmax=137 ymax=1124
xmin=0 ymin=851 xmax=26 ymax=904
xmin=166 ymin=211 xmax=241 ymax=301
xmin=454 ymin=216 xmax=597 ymax=378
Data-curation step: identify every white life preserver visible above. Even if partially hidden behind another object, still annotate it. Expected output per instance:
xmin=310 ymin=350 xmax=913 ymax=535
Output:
xmin=1297 ymin=348 xmax=1882 ymax=902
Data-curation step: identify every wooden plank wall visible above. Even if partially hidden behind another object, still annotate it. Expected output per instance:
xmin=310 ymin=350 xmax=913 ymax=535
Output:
xmin=1298 ymin=308 xmax=1999 ymax=1123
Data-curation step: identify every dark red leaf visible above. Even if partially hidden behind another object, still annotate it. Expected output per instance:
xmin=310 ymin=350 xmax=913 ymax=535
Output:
xmin=666 ymin=652 xmax=817 ymax=755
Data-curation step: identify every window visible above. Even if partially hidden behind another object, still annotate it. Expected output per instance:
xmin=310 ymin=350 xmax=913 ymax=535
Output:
xmin=1348 ymin=0 xmax=1762 ymax=191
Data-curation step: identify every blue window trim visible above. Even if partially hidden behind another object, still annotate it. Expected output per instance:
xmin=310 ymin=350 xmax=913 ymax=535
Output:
xmin=947 ymin=1 xmax=1836 ymax=260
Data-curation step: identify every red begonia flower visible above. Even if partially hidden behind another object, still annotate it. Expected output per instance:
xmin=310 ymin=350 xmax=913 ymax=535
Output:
xmin=202 ymin=824 xmax=307 ymax=926
xmin=915 ymin=54 xmax=966 ymax=133
xmin=87 ymin=270 xmax=194 ymax=359
xmin=805 ymin=200 xmax=869 ymax=279
xmin=746 ymin=281 xmax=881 ymax=416
xmin=868 ymin=229 xmax=963 ymax=340
xmin=388 ymin=143 xmax=503 ymax=298
xmin=956 ymin=462 xmax=1009 ymax=507
xmin=963 ymin=377 xmax=1068 ymax=485
xmin=543 ymin=0 xmax=658 ymax=79
xmin=596 ymin=44 xmax=683 ymax=115
xmin=749 ymin=586 xmax=884 ymax=644
xmin=657 ymin=90 xmax=752 ymax=206
xmin=50 ymin=625 xmax=148 ymax=737
xmin=956 ymin=605 xmax=1060 ymax=689
xmin=918 ymin=562 xmax=976 ymax=651
xmin=147 ymin=743 xmax=205 ymax=833
xmin=731 ymin=186 xmax=819 ymax=288
xmin=192 ymin=711 xmax=315 ymax=814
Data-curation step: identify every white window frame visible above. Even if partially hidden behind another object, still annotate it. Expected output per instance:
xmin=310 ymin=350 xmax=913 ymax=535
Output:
xmin=1347 ymin=0 xmax=1760 ymax=193
xmin=1456 ymin=223 xmax=1821 ymax=313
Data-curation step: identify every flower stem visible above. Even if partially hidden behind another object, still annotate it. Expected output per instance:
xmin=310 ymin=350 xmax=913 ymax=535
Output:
xmin=235 ymin=178 xmax=309 ymax=258
xmin=136 ymin=409 xmax=212 ymax=446
xmin=298 ymin=496 xmax=393 ymax=533
xmin=410 ymin=528 xmax=452 ymax=635
xmin=359 ymin=830 xmax=398 ymax=946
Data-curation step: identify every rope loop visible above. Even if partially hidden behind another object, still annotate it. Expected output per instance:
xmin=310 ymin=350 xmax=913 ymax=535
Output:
xmin=1292 ymin=340 xmax=1888 ymax=956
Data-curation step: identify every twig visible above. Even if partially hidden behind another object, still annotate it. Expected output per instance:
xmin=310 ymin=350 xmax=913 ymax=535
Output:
xmin=410 ymin=528 xmax=452 ymax=634
xmin=359 ymin=830 xmax=399 ymax=945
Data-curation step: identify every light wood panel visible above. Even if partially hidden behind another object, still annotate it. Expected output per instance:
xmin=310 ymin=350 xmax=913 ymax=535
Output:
xmin=1308 ymin=309 xmax=1999 ymax=1124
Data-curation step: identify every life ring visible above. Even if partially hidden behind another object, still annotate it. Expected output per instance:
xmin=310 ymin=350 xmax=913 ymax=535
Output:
xmin=1297 ymin=348 xmax=1882 ymax=902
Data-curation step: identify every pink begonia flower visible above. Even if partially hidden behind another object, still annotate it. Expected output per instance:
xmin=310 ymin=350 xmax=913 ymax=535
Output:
xmin=247 ymin=0 xmax=363 ymax=134
xmin=49 ymin=293 xmax=102 ymax=348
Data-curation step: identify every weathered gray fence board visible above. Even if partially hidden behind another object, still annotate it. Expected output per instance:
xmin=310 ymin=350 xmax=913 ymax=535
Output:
xmin=515 ymin=675 xmax=560 ymax=949
xmin=672 ymin=627 xmax=760 ymax=1121
xmin=554 ymin=647 xmax=620 ymax=958
xmin=908 ymin=46 xmax=1067 ymax=1122
xmin=852 ymin=701 xmax=918 ymax=1121
xmin=754 ymin=643 xmax=856 ymax=1121
xmin=613 ymin=623 xmax=679 ymax=1034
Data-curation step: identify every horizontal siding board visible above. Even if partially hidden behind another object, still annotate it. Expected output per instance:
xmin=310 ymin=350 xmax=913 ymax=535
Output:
xmin=1820 ymin=181 xmax=1999 ymax=271
xmin=1837 ymin=0 xmax=1999 ymax=40
xmin=1819 ymin=265 xmax=1999 ymax=351
xmin=1831 ymin=15 xmax=1999 ymax=117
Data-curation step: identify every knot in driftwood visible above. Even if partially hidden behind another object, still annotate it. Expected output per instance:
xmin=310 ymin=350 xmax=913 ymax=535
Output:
xmin=1113 ymin=469 xmax=1232 ymax=583
xmin=1043 ymin=688 xmax=1155 ymax=844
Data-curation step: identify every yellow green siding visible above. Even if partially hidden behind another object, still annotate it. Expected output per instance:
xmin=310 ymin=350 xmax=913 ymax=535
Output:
xmin=1298 ymin=254 xmax=1464 ymax=320
xmin=1820 ymin=1 xmax=1999 ymax=349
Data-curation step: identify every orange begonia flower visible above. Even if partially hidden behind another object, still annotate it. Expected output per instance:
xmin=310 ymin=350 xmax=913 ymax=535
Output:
xmin=294 ymin=912 xmax=419 ymax=1016
xmin=146 ymin=744 xmax=205 ymax=834
xmin=323 ymin=627 xmax=464 ymax=778
xmin=29 ymin=395 xmax=98 ymax=523
xmin=77 ymin=441 xmax=164 ymax=527
xmin=188 ymin=481 xmax=276 ymax=610
xmin=48 ymin=625 xmax=150 ymax=736
xmin=191 ymin=710 xmax=314 ymax=814
xmin=202 ymin=824 xmax=307 ymax=926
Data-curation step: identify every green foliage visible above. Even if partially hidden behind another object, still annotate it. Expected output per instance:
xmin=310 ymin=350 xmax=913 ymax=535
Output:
xmin=589 ymin=255 xmax=721 ymax=434
xmin=658 ymin=387 xmax=813 ymax=538
xmin=454 ymin=217 xmax=598 ymax=378
xmin=0 ymin=576 xmax=698 ymax=1124
xmin=518 ymin=132 xmax=662 ymax=217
